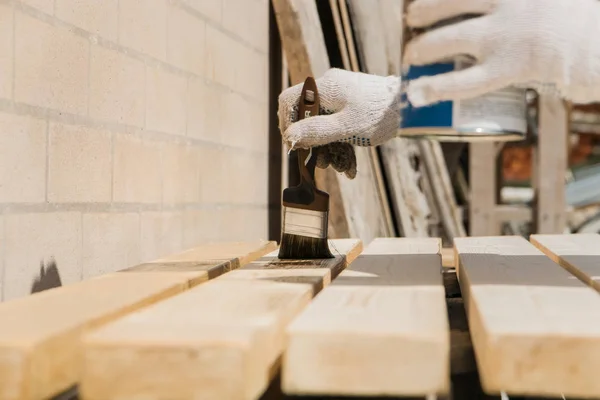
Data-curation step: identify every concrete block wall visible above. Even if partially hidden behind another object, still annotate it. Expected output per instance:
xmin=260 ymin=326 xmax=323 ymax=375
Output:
xmin=0 ymin=0 xmax=270 ymax=301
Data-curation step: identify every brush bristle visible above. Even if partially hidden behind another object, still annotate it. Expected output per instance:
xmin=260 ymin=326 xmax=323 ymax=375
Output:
xmin=278 ymin=233 xmax=334 ymax=259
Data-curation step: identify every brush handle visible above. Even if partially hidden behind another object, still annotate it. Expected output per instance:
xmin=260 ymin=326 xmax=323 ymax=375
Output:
xmin=296 ymin=76 xmax=320 ymax=188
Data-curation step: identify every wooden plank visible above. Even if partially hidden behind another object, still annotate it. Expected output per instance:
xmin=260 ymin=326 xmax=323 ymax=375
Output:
xmin=79 ymin=239 xmax=362 ymax=400
xmin=455 ymin=235 xmax=600 ymax=398
xmin=530 ymin=233 xmax=600 ymax=292
xmin=282 ymin=238 xmax=450 ymax=397
xmin=534 ymin=95 xmax=568 ymax=233
xmin=123 ymin=240 xmax=277 ymax=274
xmin=469 ymin=143 xmax=498 ymax=235
xmin=0 ymin=241 xmax=274 ymax=400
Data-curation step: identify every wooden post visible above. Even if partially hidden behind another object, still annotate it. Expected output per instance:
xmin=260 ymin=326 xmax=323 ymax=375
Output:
xmin=533 ymin=95 xmax=568 ymax=234
xmin=469 ymin=143 xmax=498 ymax=236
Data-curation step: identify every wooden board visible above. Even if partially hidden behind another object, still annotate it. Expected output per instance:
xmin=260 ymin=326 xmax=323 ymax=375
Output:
xmin=530 ymin=233 xmax=600 ymax=292
xmin=79 ymin=239 xmax=362 ymax=400
xmin=455 ymin=236 xmax=600 ymax=398
xmin=282 ymin=238 xmax=450 ymax=397
xmin=0 ymin=241 xmax=274 ymax=400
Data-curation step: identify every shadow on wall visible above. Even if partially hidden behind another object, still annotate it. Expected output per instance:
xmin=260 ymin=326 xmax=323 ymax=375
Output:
xmin=30 ymin=258 xmax=63 ymax=294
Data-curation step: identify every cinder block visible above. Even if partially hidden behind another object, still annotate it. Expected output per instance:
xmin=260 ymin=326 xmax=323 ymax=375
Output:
xmin=0 ymin=4 xmax=12 ymax=99
xmin=186 ymin=77 xmax=207 ymax=141
xmin=220 ymin=90 xmax=248 ymax=147
xmin=167 ymin=5 xmax=205 ymax=76
xmin=227 ymin=152 xmax=268 ymax=205
xmin=14 ymin=11 xmax=89 ymax=114
xmin=3 ymin=212 xmax=82 ymax=301
xmin=140 ymin=211 xmax=184 ymax=262
xmin=182 ymin=0 xmax=221 ymax=22
xmin=188 ymin=79 xmax=224 ymax=143
xmin=162 ymin=142 xmax=200 ymax=204
xmin=112 ymin=133 xmax=162 ymax=203
xmin=223 ymin=0 xmax=267 ymax=51
xmin=222 ymin=0 xmax=250 ymax=39
xmin=145 ymin=66 xmax=187 ymax=135
xmin=0 ymin=214 xmax=4 ymax=301
xmin=55 ymin=0 xmax=119 ymax=41
xmin=89 ymin=45 xmax=145 ymax=127
xmin=205 ymin=25 xmax=237 ymax=88
xmin=48 ymin=122 xmax=112 ymax=203
xmin=20 ymin=0 xmax=54 ymax=14
xmin=82 ymin=212 xmax=141 ymax=278
xmin=0 ymin=112 xmax=46 ymax=203
xmin=119 ymin=0 xmax=167 ymax=60
xmin=198 ymin=145 xmax=228 ymax=204
xmin=182 ymin=208 xmax=227 ymax=246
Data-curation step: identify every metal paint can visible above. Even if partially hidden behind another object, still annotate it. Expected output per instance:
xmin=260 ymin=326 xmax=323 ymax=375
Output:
xmin=399 ymin=10 xmax=527 ymax=142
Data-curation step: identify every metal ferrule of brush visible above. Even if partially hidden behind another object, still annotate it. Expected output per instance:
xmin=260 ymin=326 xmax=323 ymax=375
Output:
xmin=282 ymin=206 xmax=328 ymax=239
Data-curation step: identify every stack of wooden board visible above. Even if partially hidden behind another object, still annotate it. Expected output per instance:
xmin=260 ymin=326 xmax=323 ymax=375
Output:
xmin=2 ymin=234 xmax=600 ymax=399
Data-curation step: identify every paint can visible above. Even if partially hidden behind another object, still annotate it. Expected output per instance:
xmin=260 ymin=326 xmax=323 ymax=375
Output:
xmin=399 ymin=10 xmax=528 ymax=142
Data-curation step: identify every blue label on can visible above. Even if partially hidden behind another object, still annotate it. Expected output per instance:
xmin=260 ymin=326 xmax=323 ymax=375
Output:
xmin=400 ymin=62 xmax=455 ymax=129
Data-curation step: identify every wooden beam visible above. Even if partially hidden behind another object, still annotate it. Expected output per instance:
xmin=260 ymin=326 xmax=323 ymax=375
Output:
xmin=0 ymin=241 xmax=275 ymax=400
xmin=469 ymin=143 xmax=498 ymax=235
xmin=79 ymin=239 xmax=362 ymax=400
xmin=455 ymin=235 xmax=600 ymax=398
xmin=533 ymin=95 xmax=568 ymax=233
xmin=530 ymin=233 xmax=600 ymax=292
xmin=282 ymin=238 xmax=450 ymax=397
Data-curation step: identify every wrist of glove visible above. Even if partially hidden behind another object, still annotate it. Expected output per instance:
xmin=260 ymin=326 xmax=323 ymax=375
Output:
xmin=403 ymin=0 xmax=600 ymax=107
xmin=278 ymin=68 xmax=401 ymax=179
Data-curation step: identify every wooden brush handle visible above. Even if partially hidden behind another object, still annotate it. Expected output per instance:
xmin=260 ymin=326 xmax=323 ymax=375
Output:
xmin=297 ymin=77 xmax=320 ymax=187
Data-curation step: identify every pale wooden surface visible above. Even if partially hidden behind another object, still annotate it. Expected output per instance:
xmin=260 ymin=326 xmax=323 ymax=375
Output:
xmin=469 ymin=143 xmax=498 ymax=236
xmin=455 ymin=235 xmax=600 ymax=398
xmin=530 ymin=233 xmax=600 ymax=292
xmin=0 ymin=241 xmax=274 ymax=400
xmin=282 ymin=238 xmax=450 ymax=397
xmin=79 ymin=240 xmax=362 ymax=400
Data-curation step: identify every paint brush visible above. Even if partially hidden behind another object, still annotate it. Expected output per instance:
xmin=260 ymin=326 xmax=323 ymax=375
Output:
xmin=278 ymin=76 xmax=333 ymax=259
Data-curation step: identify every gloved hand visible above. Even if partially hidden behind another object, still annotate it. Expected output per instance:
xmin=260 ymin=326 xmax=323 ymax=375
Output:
xmin=403 ymin=0 xmax=600 ymax=107
xmin=278 ymin=68 xmax=401 ymax=179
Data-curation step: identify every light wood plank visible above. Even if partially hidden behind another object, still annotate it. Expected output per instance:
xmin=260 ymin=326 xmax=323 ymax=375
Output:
xmin=0 ymin=241 xmax=274 ymax=400
xmin=79 ymin=239 xmax=362 ymax=400
xmin=469 ymin=143 xmax=498 ymax=235
xmin=282 ymin=238 xmax=450 ymax=397
xmin=534 ymin=95 xmax=568 ymax=234
xmin=455 ymin=235 xmax=600 ymax=398
xmin=530 ymin=233 xmax=600 ymax=292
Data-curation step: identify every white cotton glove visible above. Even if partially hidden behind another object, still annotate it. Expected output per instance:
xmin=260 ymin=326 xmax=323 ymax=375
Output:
xmin=278 ymin=68 xmax=401 ymax=179
xmin=403 ymin=0 xmax=600 ymax=107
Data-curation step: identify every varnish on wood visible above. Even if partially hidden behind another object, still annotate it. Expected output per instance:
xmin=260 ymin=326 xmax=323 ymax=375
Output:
xmin=399 ymin=2 xmax=527 ymax=142
xmin=0 ymin=240 xmax=276 ymax=400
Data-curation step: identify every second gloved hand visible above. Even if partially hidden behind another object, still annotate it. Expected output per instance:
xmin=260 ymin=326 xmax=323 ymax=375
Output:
xmin=403 ymin=0 xmax=600 ymax=106
xmin=278 ymin=68 xmax=401 ymax=179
